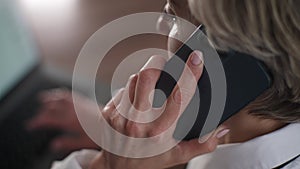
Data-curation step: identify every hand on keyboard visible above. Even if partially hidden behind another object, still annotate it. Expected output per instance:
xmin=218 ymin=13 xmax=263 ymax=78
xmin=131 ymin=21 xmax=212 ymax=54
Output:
xmin=26 ymin=88 xmax=101 ymax=153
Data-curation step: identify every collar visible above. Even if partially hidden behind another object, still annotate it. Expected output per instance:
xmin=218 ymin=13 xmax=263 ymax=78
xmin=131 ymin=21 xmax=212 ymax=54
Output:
xmin=187 ymin=123 xmax=300 ymax=169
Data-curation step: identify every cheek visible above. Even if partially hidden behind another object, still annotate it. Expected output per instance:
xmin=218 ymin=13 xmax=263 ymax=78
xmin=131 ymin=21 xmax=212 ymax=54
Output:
xmin=167 ymin=26 xmax=182 ymax=56
xmin=167 ymin=23 xmax=195 ymax=57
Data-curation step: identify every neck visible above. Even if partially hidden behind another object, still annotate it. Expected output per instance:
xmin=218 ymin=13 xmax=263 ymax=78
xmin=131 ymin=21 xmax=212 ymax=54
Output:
xmin=219 ymin=111 xmax=286 ymax=144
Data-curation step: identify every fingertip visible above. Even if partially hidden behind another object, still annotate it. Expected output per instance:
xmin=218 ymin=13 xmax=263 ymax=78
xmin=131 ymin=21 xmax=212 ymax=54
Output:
xmin=185 ymin=50 xmax=204 ymax=80
xmin=216 ymin=129 xmax=230 ymax=139
xmin=190 ymin=50 xmax=204 ymax=66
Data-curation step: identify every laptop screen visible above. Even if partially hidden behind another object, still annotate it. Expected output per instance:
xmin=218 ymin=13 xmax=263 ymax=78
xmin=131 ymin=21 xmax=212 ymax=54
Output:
xmin=0 ymin=0 xmax=39 ymax=100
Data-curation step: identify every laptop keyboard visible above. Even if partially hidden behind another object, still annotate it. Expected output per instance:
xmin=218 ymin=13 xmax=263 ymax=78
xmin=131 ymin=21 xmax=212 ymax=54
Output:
xmin=0 ymin=71 xmax=69 ymax=169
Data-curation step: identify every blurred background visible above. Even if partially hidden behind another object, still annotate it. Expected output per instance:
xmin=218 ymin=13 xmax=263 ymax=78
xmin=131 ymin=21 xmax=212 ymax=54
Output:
xmin=0 ymin=0 xmax=167 ymax=168
xmin=20 ymin=0 xmax=167 ymax=83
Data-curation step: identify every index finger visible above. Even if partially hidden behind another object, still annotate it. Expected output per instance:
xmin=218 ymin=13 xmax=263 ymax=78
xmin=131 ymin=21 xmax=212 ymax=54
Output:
xmin=156 ymin=51 xmax=204 ymax=128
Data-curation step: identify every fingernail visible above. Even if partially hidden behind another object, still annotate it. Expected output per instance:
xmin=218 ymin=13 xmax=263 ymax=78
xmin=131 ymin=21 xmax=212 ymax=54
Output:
xmin=191 ymin=51 xmax=203 ymax=66
xmin=216 ymin=129 xmax=230 ymax=139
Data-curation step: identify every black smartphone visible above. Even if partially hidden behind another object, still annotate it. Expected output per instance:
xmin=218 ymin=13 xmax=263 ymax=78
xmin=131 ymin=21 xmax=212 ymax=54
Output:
xmin=154 ymin=25 xmax=272 ymax=140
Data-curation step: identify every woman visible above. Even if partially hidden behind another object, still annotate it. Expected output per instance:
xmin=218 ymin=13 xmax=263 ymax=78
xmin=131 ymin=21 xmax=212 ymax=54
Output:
xmin=53 ymin=0 xmax=300 ymax=168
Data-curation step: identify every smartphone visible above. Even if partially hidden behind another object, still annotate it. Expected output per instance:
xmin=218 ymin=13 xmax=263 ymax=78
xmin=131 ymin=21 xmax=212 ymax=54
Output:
xmin=154 ymin=25 xmax=272 ymax=140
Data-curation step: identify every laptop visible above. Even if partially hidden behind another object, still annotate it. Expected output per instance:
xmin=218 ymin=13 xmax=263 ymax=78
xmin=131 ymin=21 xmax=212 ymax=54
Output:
xmin=0 ymin=1 xmax=110 ymax=168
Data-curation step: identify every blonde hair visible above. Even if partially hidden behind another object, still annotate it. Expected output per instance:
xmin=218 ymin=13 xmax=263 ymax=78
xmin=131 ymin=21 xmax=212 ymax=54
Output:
xmin=189 ymin=0 xmax=300 ymax=122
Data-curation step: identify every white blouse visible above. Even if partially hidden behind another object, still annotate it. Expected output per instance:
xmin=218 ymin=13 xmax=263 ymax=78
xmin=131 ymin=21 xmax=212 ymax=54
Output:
xmin=52 ymin=123 xmax=300 ymax=169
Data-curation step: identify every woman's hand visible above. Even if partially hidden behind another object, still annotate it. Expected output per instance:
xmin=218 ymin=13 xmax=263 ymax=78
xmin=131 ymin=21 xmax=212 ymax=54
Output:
xmin=26 ymin=89 xmax=101 ymax=153
xmin=90 ymin=51 xmax=229 ymax=169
